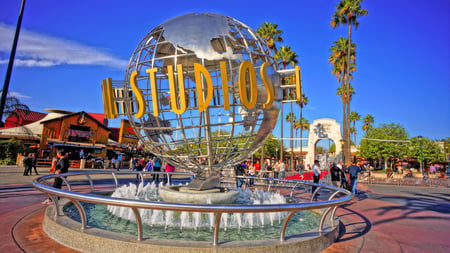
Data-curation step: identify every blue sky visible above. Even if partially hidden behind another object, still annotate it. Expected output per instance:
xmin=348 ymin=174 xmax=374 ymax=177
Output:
xmin=1 ymin=0 xmax=448 ymax=146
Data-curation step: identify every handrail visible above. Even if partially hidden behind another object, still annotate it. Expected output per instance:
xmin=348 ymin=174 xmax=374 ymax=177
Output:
xmin=34 ymin=171 xmax=353 ymax=245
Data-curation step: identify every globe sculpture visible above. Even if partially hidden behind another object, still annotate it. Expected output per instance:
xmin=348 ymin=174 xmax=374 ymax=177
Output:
xmin=123 ymin=12 xmax=281 ymax=191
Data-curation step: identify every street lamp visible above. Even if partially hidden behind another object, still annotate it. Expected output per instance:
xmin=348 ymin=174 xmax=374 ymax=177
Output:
xmin=339 ymin=139 xmax=345 ymax=163
xmin=418 ymin=136 xmax=423 ymax=174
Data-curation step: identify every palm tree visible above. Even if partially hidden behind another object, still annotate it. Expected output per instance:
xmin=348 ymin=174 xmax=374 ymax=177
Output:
xmin=349 ymin=111 xmax=361 ymax=145
xmin=330 ymin=0 xmax=368 ymax=164
xmin=256 ymin=22 xmax=283 ymax=55
xmin=362 ymin=114 xmax=374 ymax=134
xmin=328 ymin=37 xmax=356 ymax=164
xmin=257 ymin=22 xmax=284 ymax=164
xmin=275 ymin=46 xmax=298 ymax=163
xmin=2 ymin=96 xmax=29 ymax=126
xmin=296 ymin=93 xmax=308 ymax=162
xmin=295 ymin=117 xmax=310 ymax=162
xmin=286 ymin=112 xmax=296 ymax=169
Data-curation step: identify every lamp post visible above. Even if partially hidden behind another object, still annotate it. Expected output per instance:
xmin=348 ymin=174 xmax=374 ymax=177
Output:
xmin=340 ymin=139 xmax=345 ymax=164
xmin=418 ymin=136 xmax=423 ymax=174
xmin=276 ymin=147 xmax=279 ymax=162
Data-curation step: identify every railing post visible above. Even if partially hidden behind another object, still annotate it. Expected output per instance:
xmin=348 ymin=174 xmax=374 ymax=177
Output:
xmin=72 ymin=200 xmax=87 ymax=230
xmin=212 ymin=212 xmax=222 ymax=246
xmin=280 ymin=211 xmax=296 ymax=242
xmin=131 ymin=207 xmax=143 ymax=241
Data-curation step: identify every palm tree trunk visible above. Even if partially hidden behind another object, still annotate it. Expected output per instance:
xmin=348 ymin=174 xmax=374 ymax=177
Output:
xmin=280 ymin=102 xmax=283 ymax=162
xmin=345 ymin=23 xmax=353 ymax=165
xmin=290 ymin=102 xmax=294 ymax=171
xmin=299 ymin=106 xmax=303 ymax=163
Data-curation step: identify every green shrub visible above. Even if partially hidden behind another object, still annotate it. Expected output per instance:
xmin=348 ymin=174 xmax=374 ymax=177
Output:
xmin=0 ymin=158 xmax=15 ymax=165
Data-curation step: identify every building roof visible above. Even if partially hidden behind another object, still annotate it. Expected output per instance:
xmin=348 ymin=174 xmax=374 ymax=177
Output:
xmin=3 ymin=109 xmax=47 ymax=128
xmin=40 ymin=111 xmax=110 ymax=132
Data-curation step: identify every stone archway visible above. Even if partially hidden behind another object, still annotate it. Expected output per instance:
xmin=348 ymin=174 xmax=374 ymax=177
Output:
xmin=306 ymin=118 xmax=342 ymax=167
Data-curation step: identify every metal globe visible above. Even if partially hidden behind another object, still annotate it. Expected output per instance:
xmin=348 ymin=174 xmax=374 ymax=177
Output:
xmin=123 ymin=12 xmax=281 ymax=178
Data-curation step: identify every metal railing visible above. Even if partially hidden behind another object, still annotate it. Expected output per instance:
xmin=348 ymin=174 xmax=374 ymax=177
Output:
xmin=33 ymin=171 xmax=353 ymax=246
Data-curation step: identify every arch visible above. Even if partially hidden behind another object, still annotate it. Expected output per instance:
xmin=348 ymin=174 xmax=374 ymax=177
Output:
xmin=306 ymin=118 xmax=342 ymax=167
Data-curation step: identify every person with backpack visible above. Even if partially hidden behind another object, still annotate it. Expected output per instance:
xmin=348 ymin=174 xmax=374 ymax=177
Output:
xmin=330 ymin=162 xmax=341 ymax=187
xmin=234 ymin=162 xmax=246 ymax=189
xmin=152 ymin=156 xmax=162 ymax=183
xmin=23 ymin=154 xmax=32 ymax=176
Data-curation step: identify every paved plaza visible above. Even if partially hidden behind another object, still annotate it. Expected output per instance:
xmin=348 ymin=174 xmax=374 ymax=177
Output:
xmin=0 ymin=165 xmax=449 ymax=252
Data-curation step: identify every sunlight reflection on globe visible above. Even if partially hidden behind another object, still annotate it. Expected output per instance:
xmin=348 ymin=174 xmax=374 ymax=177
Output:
xmin=123 ymin=12 xmax=281 ymax=177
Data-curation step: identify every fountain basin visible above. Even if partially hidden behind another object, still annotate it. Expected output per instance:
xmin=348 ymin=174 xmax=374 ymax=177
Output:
xmin=159 ymin=185 xmax=239 ymax=204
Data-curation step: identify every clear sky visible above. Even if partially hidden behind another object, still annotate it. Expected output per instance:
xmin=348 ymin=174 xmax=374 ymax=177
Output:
xmin=1 ymin=0 xmax=448 ymax=147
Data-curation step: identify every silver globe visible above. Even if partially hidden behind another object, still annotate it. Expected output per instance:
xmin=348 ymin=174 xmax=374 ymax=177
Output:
xmin=123 ymin=12 xmax=281 ymax=181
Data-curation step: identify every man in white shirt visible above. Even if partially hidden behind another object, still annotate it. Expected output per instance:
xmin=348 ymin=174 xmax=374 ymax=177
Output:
xmin=312 ymin=160 xmax=321 ymax=196
xmin=278 ymin=160 xmax=285 ymax=179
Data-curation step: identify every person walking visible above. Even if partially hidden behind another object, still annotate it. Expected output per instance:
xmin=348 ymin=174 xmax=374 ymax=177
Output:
xmin=23 ymin=153 xmax=32 ymax=176
xmin=330 ymin=162 xmax=341 ymax=187
xmin=311 ymin=160 xmax=321 ymax=196
xmin=42 ymin=150 xmax=69 ymax=204
xmin=347 ymin=161 xmax=362 ymax=194
xmin=234 ymin=162 xmax=245 ymax=189
xmin=31 ymin=153 xmax=39 ymax=175
xmin=278 ymin=160 xmax=286 ymax=180
xmin=164 ymin=162 xmax=175 ymax=184
xmin=152 ymin=156 xmax=162 ymax=183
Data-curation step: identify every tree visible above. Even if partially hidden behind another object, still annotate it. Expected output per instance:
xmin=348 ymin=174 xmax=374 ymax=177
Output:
xmin=349 ymin=111 xmax=361 ymax=146
xmin=362 ymin=114 xmax=374 ymax=133
xmin=286 ymin=112 xmax=296 ymax=168
xmin=256 ymin=22 xmax=283 ymax=55
xmin=2 ymin=95 xmax=30 ymax=126
xmin=254 ymin=134 xmax=282 ymax=163
xmin=330 ymin=0 xmax=368 ymax=164
xmin=328 ymin=37 xmax=356 ymax=164
xmin=294 ymin=117 xmax=310 ymax=162
xmin=360 ymin=123 xmax=409 ymax=169
xmin=275 ymin=45 xmax=298 ymax=163
xmin=407 ymin=137 xmax=445 ymax=166
xmin=257 ymin=22 xmax=284 ymax=164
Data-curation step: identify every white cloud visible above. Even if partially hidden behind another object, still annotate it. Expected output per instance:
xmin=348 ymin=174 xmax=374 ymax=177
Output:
xmin=0 ymin=91 xmax=30 ymax=99
xmin=0 ymin=23 xmax=128 ymax=69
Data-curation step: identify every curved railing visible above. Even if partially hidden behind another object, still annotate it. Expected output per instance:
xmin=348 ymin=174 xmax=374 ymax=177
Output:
xmin=33 ymin=171 xmax=353 ymax=246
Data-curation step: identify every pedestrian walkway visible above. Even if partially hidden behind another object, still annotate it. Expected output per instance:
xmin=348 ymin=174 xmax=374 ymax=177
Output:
xmin=0 ymin=166 xmax=449 ymax=252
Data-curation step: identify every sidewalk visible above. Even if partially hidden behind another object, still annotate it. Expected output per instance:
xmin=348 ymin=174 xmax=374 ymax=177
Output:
xmin=1 ymin=166 xmax=449 ymax=252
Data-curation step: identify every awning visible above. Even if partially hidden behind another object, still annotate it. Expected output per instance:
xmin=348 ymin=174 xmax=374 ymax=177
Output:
xmin=48 ymin=139 xmax=106 ymax=149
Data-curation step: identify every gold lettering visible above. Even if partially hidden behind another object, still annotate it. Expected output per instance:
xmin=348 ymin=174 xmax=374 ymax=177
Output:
xmin=238 ymin=61 xmax=257 ymax=109
xmin=219 ymin=61 xmax=230 ymax=111
xmin=260 ymin=62 xmax=274 ymax=109
xmin=194 ymin=63 xmax=213 ymax=113
xmin=295 ymin=65 xmax=302 ymax=103
xmin=101 ymin=78 xmax=118 ymax=119
xmin=146 ymin=68 xmax=159 ymax=117
xmin=130 ymin=71 xmax=146 ymax=118
xmin=167 ymin=64 xmax=187 ymax=114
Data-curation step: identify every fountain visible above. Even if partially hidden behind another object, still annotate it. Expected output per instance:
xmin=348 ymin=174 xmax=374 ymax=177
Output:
xmin=34 ymin=12 xmax=353 ymax=253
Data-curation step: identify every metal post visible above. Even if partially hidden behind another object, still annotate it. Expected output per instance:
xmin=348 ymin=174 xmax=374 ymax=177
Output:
xmin=0 ymin=0 xmax=26 ymax=127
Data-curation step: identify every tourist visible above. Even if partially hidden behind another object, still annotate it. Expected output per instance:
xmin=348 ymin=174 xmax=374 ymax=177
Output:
xmin=164 ymin=162 xmax=175 ymax=184
xmin=347 ymin=161 xmax=362 ymax=194
xmin=152 ymin=156 xmax=162 ymax=183
xmin=145 ymin=158 xmax=153 ymax=172
xmin=312 ymin=160 xmax=321 ymax=196
xmin=234 ymin=162 xmax=245 ymax=189
xmin=111 ymin=156 xmax=117 ymax=170
xmin=23 ymin=153 xmax=32 ymax=176
xmin=278 ymin=160 xmax=286 ymax=180
xmin=330 ymin=162 xmax=341 ymax=187
xmin=42 ymin=150 xmax=69 ymax=204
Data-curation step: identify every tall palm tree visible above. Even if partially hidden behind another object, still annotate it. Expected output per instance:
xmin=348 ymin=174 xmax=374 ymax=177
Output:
xmin=362 ymin=114 xmax=374 ymax=134
xmin=349 ymin=111 xmax=361 ymax=146
xmin=295 ymin=117 xmax=310 ymax=162
xmin=257 ymin=22 xmax=284 ymax=164
xmin=330 ymin=0 xmax=368 ymax=164
xmin=286 ymin=111 xmax=296 ymax=169
xmin=275 ymin=46 xmax=298 ymax=162
xmin=256 ymin=22 xmax=283 ymax=55
xmin=328 ymin=37 xmax=356 ymax=163
xmin=296 ymin=93 xmax=308 ymax=162
xmin=3 ymin=96 xmax=29 ymax=126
